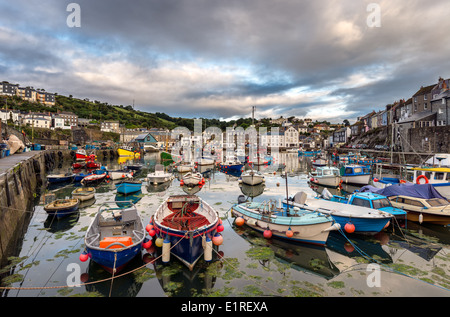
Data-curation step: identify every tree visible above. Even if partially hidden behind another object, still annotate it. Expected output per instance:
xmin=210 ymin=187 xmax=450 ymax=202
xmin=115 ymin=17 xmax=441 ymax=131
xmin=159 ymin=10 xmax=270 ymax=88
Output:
xmin=343 ymin=119 xmax=350 ymax=127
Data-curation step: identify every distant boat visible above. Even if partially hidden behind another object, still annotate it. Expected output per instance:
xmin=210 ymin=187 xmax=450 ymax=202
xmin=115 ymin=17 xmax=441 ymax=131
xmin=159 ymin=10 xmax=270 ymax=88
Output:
xmin=341 ymin=165 xmax=371 ymax=185
xmin=309 ymin=166 xmax=341 ymax=188
xmin=408 ymin=166 xmax=450 ymax=199
xmin=231 ymin=194 xmax=339 ymax=246
xmin=76 ymin=149 xmax=88 ymax=161
xmin=47 ymin=173 xmax=75 ymax=184
xmin=219 ymin=157 xmax=243 ymax=173
xmin=108 ymin=169 xmax=133 ymax=180
xmin=151 ymin=195 xmax=220 ymax=270
xmin=147 ymin=164 xmax=174 ymax=185
xmin=86 ymin=161 xmax=101 ymax=169
xmin=115 ymin=179 xmax=142 ymax=195
xmin=80 ymin=171 xmax=107 ymax=186
xmin=240 ymin=169 xmax=265 ymax=186
xmin=72 ymin=187 xmax=96 ymax=201
xmin=177 ymin=161 xmax=194 ymax=173
xmin=117 ymin=146 xmax=140 ymax=157
xmin=312 ymin=156 xmax=328 ymax=167
xmin=196 ymin=156 xmax=215 ymax=166
xmin=181 ymin=172 xmax=204 ymax=187
xmin=44 ymin=198 xmax=80 ymax=219
xmin=83 ymin=202 xmax=146 ymax=273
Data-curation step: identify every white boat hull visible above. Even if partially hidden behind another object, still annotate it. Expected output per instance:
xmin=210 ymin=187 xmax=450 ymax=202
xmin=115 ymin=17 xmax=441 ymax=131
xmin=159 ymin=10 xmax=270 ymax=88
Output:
xmin=241 ymin=172 xmax=265 ymax=185
xmin=342 ymin=174 xmax=371 ymax=185
xmin=147 ymin=174 xmax=174 ymax=184
xmin=109 ymin=171 xmax=133 ymax=180
xmin=310 ymin=175 xmax=341 ymax=187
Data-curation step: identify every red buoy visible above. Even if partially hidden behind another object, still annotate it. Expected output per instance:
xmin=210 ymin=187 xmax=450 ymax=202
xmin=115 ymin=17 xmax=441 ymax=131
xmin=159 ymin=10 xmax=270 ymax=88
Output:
xmin=263 ymin=229 xmax=272 ymax=239
xmin=216 ymin=224 xmax=224 ymax=232
xmin=79 ymin=253 xmax=89 ymax=262
xmin=344 ymin=222 xmax=355 ymax=233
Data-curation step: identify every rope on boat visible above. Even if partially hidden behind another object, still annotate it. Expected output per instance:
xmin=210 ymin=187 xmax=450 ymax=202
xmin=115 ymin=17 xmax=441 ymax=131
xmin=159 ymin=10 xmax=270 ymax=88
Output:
xmin=0 ymin=232 xmax=190 ymax=293
xmin=336 ymin=227 xmax=450 ymax=292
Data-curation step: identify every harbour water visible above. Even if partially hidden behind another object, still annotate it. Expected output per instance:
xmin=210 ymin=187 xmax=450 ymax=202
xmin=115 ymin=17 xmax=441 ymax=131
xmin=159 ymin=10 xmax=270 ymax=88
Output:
xmin=1 ymin=152 xmax=450 ymax=297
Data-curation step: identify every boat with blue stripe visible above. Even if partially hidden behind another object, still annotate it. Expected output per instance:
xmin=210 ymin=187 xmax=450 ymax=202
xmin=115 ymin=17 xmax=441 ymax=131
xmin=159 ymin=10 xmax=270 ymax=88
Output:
xmin=83 ymin=202 xmax=146 ymax=273
xmin=151 ymin=195 xmax=220 ymax=271
xmin=231 ymin=193 xmax=340 ymax=246
xmin=283 ymin=191 xmax=393 ymax=235
xmin=115 ymin=179 xmax=142 ymax=195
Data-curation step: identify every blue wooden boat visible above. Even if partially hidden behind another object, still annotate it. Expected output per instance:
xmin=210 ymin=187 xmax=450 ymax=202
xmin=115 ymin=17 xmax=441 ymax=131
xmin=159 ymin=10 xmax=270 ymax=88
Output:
xmin=231 ymin=197 xmax=339 ymax=246
xmin=219 ymin=157 xmax=243 ymax=174
xmin=74 ymin=173 xmax=89 ymax=182
xmin=47 ymin=173 xmax=75 ymax=184
xmin=340 ymin=164 xmax=372 ymax=185
xmin=83 ymin=202 xmax=146 ymax=273
xmin=283 ymin=191 xmax=393 ymax=234
xmin=152 ymin=195 xmax=220 ymax=270
xmin=44 ymin=198 xmax=79 ymax=219
xmin=319 ymin=189 xmax=407 ymax=221
xmin=115 ymin=179 xmax=142 ymax=195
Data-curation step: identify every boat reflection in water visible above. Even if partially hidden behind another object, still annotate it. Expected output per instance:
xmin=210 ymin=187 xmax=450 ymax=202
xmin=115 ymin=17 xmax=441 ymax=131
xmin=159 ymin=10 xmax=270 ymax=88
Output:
xmin=151 ymin=249 xmax=223 ymax=297
xmin=236 ymin=227 xmax=340 ymax=280
xmin=146 ymin=180 xmax=172 ymax=193
xmin=84 ymin=254 xmax=145 ymax=297
xmin=115 ymin=190 xmax=143 ymax=208
xmin=239 ymin=182 xmax=265 ymax=199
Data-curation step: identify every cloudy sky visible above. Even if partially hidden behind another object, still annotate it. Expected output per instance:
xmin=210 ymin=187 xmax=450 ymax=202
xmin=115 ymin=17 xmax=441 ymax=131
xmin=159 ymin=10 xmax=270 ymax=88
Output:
xmin=1 ymin=0 xmax=449 ymax=123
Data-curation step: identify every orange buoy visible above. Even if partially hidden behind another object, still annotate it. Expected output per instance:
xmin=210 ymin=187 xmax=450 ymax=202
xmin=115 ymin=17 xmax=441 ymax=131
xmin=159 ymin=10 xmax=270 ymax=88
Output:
xmin=286 ymin=229 xmax=294 ymax=238
xmin=235 ymin=217 xmax=245 ymax=226
xmin=212 ymin=233 xmax=223 ymax=246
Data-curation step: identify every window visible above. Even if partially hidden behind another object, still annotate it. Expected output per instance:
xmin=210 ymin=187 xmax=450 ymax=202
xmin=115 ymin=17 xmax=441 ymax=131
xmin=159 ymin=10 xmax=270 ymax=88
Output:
xmin=402 ymin=198 xmax=424 ymax=207
xmin=351 ymin=197 xmax=372 ymax=208
xmin=427 ymin=199 xmax=449 ymax=207
xmin=372 ymin=198 xmax=391 ymax=209
xmin=435 ymin=173 xmax=445 ymax=180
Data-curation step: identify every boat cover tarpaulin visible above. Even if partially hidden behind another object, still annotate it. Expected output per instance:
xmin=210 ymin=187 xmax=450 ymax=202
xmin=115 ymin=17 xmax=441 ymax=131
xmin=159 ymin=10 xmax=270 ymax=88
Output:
xmin=360 ymin=183 xmax=446 ymax=200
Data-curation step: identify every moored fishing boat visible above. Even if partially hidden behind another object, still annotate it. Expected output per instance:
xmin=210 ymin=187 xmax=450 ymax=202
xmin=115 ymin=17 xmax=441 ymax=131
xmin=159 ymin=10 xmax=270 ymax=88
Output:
xmin=408 ymin=167 xmax=450 ymax=199
xmin=362 ymin=183 xmax=450 ymax=225
xmin=283 ymin=191 xmax=393 ymax=234
xmin=76 ymin=149 xmax=88 ymax=161
xmin=318 ymin=188 xmax=407 ymax=221
xmin=231 ymin=196 xmax=339 ymax=246
xmin=219 ymin=157 xmax=244 ymax=173
xmin=117 ymin=146 xmax=141 ymax=158
xmin=151 ymin=195 xmax=221 ymax=270
xmin=309 ymin=166 xmax=341 ymax=188
xmin=240 ymin=169 xmax=265 ymax=185
xmin=82 ymin=202 xmax=146 ymax=273
xmin=181 ymin=171 xmax=204 ymax=187
xmin=115 ymin=179 xmax=142 ymax=195
xmin=147 ymin=164 xmax=174 ymax=184
xmin=47 ymin=172 xmax=75 ymax=184
xmin=44 ymin=198 xmax=80 ymax=219
xmin=72 ymin=187 xmax=96 ymax=201
xmin=80 ymin=170 xmax=107 ymax=186
xmin=340 ymin=164 xmax=371 ymax=185
xmin=108 ymin=169 xmax=133 ymax=180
